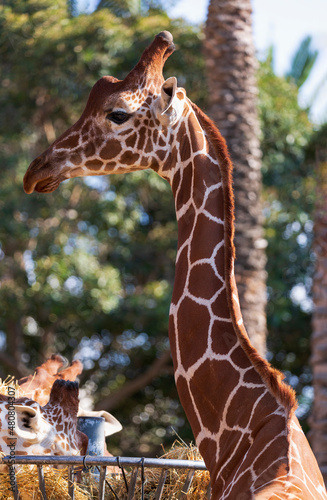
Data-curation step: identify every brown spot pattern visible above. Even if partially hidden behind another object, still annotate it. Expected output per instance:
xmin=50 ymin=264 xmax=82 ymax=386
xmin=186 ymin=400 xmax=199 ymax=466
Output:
xmin=85 ymin=159 xmax=103 ymax=171
xmin=177 ymin=297 xmax=210 ymax=371
xmin=100 ymin=141 xmax=122 ymax=160
xmin=120 ymin=151 xmax=140 ymax=165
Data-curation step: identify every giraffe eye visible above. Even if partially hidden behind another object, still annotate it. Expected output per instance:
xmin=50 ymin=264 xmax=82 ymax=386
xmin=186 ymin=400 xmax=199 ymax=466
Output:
xmin=107 ymin=111 xmax=130 ymax=125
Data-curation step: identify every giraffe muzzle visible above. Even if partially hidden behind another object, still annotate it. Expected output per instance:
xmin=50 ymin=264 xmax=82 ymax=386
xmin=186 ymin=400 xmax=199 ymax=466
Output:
xmin=23 ymin=155 xmax=65 ymax=194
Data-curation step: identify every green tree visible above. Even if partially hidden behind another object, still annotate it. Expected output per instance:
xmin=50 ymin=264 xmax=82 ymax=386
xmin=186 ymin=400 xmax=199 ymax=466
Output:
xmin=306 ymin=124 xmax=327 ymax=483
xmin=286 ymin=35 xmax=319 ymax=90
xmin=258 ymin=48 xmax=315 ymax=425
xmin=260 ymin=38 xmax=327 ymax=450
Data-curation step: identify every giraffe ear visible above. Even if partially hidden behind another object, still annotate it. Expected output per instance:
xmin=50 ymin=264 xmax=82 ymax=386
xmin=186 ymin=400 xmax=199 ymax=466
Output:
xmin=14 ymin=405 xmax=51 ymax=443
xmin=153 ymin=77 xmax=184 ymax=126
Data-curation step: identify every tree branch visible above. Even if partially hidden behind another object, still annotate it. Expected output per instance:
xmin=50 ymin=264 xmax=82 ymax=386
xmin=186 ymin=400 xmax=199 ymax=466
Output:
xmin=94 ymin=349 xmax=172 ymax=412
xmin=0 ymin=351 xmax=29 ymax=378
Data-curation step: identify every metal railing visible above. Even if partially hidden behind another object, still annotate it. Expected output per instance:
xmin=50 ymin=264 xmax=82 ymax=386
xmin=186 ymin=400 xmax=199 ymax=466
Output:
xmin=2 ymin=455 xmax=210 ymax=500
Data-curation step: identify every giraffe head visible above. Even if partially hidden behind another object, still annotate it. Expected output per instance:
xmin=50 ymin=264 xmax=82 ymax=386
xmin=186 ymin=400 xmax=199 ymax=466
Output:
xmin=23 ymin=31 xmax=186 ymax=193
xmin=0 ymin=379 xmax=88 ymax=463
xmin=17 ymin=354 xmax=123 ymax=438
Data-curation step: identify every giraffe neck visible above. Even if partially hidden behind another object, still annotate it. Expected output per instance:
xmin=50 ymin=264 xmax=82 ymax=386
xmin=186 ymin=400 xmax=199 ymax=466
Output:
xmin=43 ymin=403 xmax=78 ymax=453
xmin=166 ymin=102 xmax=296 ymax=494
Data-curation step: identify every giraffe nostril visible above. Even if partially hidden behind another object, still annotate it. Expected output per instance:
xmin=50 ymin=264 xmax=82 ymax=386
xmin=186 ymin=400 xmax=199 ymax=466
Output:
xmin=29 ymin=155 xmax=45 ymax=172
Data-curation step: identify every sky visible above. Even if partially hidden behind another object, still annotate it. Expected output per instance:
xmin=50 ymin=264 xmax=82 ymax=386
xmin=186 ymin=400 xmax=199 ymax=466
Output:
xmin=170 ymin=0 xmax=327 ymax=123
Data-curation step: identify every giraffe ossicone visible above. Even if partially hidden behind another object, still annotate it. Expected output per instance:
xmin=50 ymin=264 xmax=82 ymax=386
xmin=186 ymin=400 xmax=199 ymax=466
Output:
xmin=23 ymin=32 xmax=327 ymax=499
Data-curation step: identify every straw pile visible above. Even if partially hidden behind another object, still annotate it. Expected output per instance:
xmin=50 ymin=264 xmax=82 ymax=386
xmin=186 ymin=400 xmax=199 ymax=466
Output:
xmin=103 ymin=441 xmax=210 ymax=499
xmin=0 ymin=376 xmax=23 ymax=397
xmin=0 ymin=465 xmax=89 ymax=500
xmin=0 ymin=443 xmax=209 ymax=500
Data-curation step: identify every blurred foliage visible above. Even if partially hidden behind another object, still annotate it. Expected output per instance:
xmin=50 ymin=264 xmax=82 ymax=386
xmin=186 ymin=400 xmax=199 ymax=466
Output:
xmin=258 ymin=49 xmax=316 ymax=424
xmin=95 ymin=0 xmax=173 ymax=18
xmin=0 ymin=0 xmax=324 ymax=455
xmin=285 ymin=36 xmax=318 ymax=90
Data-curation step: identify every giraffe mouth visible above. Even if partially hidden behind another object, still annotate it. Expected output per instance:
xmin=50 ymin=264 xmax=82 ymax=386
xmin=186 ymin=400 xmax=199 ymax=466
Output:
xmin=23 ymin=156 xmax=69 ymax=194
xmin=24 ymin=172 xmax=65 ymax=194
xmin=34 ymin=176 xmax=64 ymax=193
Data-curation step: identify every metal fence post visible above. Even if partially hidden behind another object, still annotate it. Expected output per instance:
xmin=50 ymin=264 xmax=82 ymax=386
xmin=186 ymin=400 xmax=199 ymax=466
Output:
xmin=68 ymin=465 xmax=75 ymax=499
xmin=98 ymin=466 xmax=107 ymax=500
xmin=37 ymin=465 xmax=48 ymax=500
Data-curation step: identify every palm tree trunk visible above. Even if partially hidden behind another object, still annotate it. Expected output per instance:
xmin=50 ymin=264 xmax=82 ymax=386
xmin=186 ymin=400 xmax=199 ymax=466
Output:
xmin=309 ymin=138 xmax=327 ymax=484
xmin=204 ymin=0 xmax=267 ymax=355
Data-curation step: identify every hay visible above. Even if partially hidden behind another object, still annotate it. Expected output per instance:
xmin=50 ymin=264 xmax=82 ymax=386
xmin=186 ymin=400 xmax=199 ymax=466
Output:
xmin=0 ymin=377 xmax=23 ymax=398
xmin=0 ymin=465 xmax=89 ymax=500
xmin=104 ymin=441 xmax=210 ymax=499
xmin=0 ymin=444 xmax=209 ymax=499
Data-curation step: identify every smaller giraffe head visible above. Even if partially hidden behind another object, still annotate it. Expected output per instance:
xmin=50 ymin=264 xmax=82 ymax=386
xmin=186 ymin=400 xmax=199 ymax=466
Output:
xmin=23 ymin=31 xmax=186 ymax=193
xmin=0 ymin=379 xmax=87 ymax=462
xmin=17 ymin=354 xmax=123 ymax=438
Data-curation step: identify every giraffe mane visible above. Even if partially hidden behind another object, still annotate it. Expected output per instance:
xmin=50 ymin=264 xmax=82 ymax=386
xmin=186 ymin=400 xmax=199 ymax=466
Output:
xmin=190 ymin=101 xmax=297 ymax=416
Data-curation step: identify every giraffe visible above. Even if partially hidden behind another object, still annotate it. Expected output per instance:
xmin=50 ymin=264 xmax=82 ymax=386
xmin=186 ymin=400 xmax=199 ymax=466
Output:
xmin=17 ymin=354 xmax=123 ymax=437
xmin=14 ymin=355 xmax=122 ymax=474
xmin=23 ymin=32 xmax=327 ymax=499
xmin=0 ymin=379 xmax=88 ymax=472
xmin=17 ymin=354 xmax=83 ymax=406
